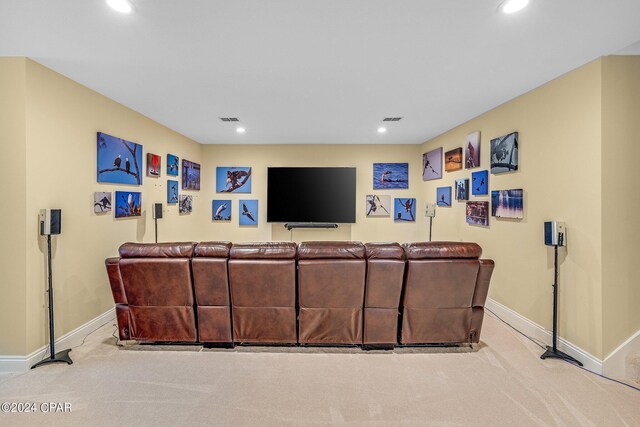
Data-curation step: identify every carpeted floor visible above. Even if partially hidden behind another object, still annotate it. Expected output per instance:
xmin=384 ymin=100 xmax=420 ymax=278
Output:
xmin=0 ymin=315 xmax=638 ymax=426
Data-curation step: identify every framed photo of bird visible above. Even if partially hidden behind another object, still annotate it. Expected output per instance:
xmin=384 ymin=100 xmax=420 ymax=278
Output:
xmin=436 ymin=187 xmax=452 ymax=207
xmin=147 ymin=153 xmax=161 ymax=177
xmin=94 ymin=192 xmax=112 ymax=213
xmin=422 ymin=147 xmax=442 ymax=181
xmin=394 ymin=198 xmax=416 ymax=222
xmin=471 ymin=170 xmax=489 ymax=196
xmin=182 ymin=160 xmax=201 ymax=190
xmin=97 ymin=132 xmax=143 ymax=185
xmin=373 ymin=163 xmax=408 ymax=189
xmin=366 ymin=195 xmax=391 ymax=217
xmin=490 ymin=132 xmax=518 ymax=174
xmin=179 ymin=195 xmax=193 ymax=214
xmin=167 ymin=180 xmax=179 ymax=204
xmin=114 ymin=191 xmax=142 ymax=218
xmin=216 ymin=167 xmax=252 ymax=193
xmin=212 ymin=200 xmax=231 ymax=221
xmin=465 ymin=131 xmax=481 ymax=169
xmin=444 ymin=147 xmax=463 ymax=172
xmin=167 ymin=154 xmax=180 ymax=176
xmin=239 ymin=200 xmax=258 ymax=225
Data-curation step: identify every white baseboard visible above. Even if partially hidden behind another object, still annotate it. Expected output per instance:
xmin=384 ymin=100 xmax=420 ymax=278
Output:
xmin=485 ymin=298 xmax=603 ymax=374
xmin=603 ymin=328 xmax=640 ymax=381
xmin=0 ymin=307 xmax=116 ymax=373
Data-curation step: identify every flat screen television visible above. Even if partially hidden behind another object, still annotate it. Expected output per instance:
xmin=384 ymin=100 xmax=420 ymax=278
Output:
xmin=267 ymin=167 xmax=356 ymax=223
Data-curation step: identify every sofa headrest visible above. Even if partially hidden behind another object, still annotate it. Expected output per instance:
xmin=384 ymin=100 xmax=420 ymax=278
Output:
xmin=298 ymin=241 xmax=365 ymax=260
xmin=194 ymin=242 xmax=232 ymax=258
xmin=119 ymin=242 xmax=196 ymax=258
xmin=403 ymin=242 xmax=482 ymax=259
xmin=364 ymin=242 xmax=405 ymax=260
xmin=230 ymin=242 xmax=297 ymax=259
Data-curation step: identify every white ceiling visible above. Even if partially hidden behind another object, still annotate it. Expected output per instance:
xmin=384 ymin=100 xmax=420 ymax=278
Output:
xmin=1 ymin=0 xmax=639 ymax=145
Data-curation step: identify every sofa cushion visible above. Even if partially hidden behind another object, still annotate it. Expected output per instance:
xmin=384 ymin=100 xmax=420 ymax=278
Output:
xmin=119 ymin=242 xmax=195 ymax=258
xmin=230 ymin=242 xmax=297 ymax=259
xmin=403 ymin=242 xmax=481 ymax=259
xmin=298 ymin=241 xmax=365 ymax=259
xmin=365 ymin=242 xmax=405 ymax=260
xmin=194 ymin=241 xmax=232 ymax=257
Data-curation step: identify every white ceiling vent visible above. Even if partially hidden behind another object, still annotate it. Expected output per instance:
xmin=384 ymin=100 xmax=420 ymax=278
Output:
xmin=382 ymin=117 xmax=403 ymax=122
xmin=219 ymin=117 xmax=240 ymax=122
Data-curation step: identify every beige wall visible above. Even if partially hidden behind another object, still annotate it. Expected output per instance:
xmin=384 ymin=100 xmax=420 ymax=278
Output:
xmin=601 ymin=56 xmax=640 ymax=357
xmin=420 ymin=60 xmax=604 ymax=358
xmin=0 ymin=58 xmax=28 ymax=356
xmin=17 ymin=59 xmax=203 ymax=354
xmin=200 ymin=144 xmax=426 ymax=244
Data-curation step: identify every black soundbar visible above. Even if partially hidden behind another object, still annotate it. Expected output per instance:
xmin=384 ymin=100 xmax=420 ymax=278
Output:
xmin=285 ymin=223 xmax=339 ymax=230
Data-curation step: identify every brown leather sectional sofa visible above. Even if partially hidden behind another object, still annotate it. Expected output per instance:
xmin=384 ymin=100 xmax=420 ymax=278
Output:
xmin=106 ymin=241 xmax=494 ymax=348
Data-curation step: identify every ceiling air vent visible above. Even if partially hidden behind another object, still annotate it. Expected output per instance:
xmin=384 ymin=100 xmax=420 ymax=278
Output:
xmin=219 ymin=117 xmax=240 ymax=122
xmin=382 ymin=117 xmax=403 ymax=122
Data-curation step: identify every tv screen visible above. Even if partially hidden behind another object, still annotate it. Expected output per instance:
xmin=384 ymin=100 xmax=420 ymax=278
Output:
xmin=267 ymin=167 xmax=356 ymax=223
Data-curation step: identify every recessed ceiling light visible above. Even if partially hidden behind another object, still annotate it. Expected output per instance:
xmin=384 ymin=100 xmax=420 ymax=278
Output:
xmin=236 ymin=127 xmax=246 ymax=134
xmin=106 ymin=0 xmax=134 ymax=14
xmin=499 ymin=0 xmax=529 ymax=14
xmin=377 ymin=127 xmax=387 ymax=134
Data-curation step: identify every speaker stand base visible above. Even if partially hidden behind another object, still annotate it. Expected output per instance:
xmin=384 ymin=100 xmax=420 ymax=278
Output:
xmin=540 ymin=346 xmax=583 ymax=366
xmin=31 ymin=349 xmax=73 ymax=369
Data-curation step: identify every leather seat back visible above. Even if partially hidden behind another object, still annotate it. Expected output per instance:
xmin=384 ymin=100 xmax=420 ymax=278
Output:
xmin=116 ymin=242 xmax=197 ymax=342
xmin=401 ymin=242 xmax=493 ymax=344
xmin=298 ymin=241 xmax=366 ymax=344
xmin=228 ymin=242 xmax=298 ymax=343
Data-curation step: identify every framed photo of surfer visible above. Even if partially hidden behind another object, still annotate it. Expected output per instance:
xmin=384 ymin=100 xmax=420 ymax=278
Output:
xmin=373 ymin=163 xmax=408 ymax=189
xmin=216 ymin=167 xmax=252 ymax=193
xmin=422 ymin=147 xmax=442 ymax=181
xmin=366 ymin=195 xmax=391 ymax=217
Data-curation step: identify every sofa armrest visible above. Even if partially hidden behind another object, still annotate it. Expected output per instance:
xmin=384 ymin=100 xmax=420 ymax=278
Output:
xmin=472 ymin=259 xmax=494 ymax=307
xmin=106 ymin=257 xmax=127 ymax=305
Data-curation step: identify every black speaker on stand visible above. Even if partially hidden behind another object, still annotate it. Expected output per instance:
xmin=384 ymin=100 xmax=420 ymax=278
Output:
xmin=540 ymin=221 xmax=582 ymax=366
xmin=153 ymin=203 xmax=163 ymax=243
xmin=32 ymin=209 xmax=72 ymax=369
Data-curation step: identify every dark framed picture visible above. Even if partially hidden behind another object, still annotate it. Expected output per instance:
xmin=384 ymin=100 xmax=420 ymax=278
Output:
xmin=455 ymin=178 xmax=469 ymax=201
xmin=115 ymin=191 xmax=142 ymax=218
xmin=182 ymin=159 xmax=201 ymax=190
xmin=466 ymin=201 xmax=489 ymax=226
xmin=491 ymin=132 xmax=519 ymax=173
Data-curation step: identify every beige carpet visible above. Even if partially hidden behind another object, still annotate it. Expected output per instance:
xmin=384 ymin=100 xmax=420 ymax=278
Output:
xmin=0 ymin=315 xmax=638 ymax=426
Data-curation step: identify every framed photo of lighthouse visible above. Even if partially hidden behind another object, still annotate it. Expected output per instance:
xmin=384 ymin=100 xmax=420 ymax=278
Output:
xmin=97 ymin=132 xmax=143 ymax=185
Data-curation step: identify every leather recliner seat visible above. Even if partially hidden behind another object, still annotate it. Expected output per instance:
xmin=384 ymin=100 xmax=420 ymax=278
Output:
xmin=192 ymin=242 xmax=233 ymax=343
xmin=228 ymin=242 xmax=298 ymax=344
xmin=363 ymin=242 xmax=405 ymax=346
xmin=106 ymin=242 xmax=198 ymax=342
xmin=297 ymin=241 xmax=366 ymax=345
xmin=400 ymin=242 xmax=494 ymax=344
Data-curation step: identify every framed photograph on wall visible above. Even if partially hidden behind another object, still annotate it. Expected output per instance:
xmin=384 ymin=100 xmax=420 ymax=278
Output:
xmin=212 ymin=200 xmax=232 ymax=221
xmin=437 ymin=187 xmax=452 ymax=206
xmin=97 ymin=132 xmax=143 ymax=185
xmin=491 ymin=189 xmax=524 ymax=219
xmin=444 ymin=148 xmax=463 ymax=172
xmin=471 ymin=170 xmax=489 ymax=196
xmin=422 ymin=147 xmax=442 ymax=181
xmin=179 ymin=195 xmax=193 ymax=214
xmin=465 ymin=131 xmax=481 ymax=169
xmin=115 ymin=191 xmax=142 ymax=218
xmin=373 ymin=163 xmax=409 ymax=189
xmin=167 ymin=180 xmax=179 ymax=204
xmin=466 ymin=201 xmax=489 ymax=226
xmin=239 ymin=200 xmax=258 ymax=225
xmin=491 ymin=132 xmax=519 ymax=174
xmin=455 ymin=178 xmax=469 ymax=201
xmin=93 ymin=192 xmax=112 ymax=213
xmin=182 ymin=159 xmax=201 ymax=190
xmin=147 ymin=153 xmax=161 ymax=177
xmin=394 ymin=198 xmax=416 ymax=221
xmin=167 ymin=154 xmax=180 ymax=176
xmin=366 ymin=195 xmax=391 ymax=217
xmin=216 ymin=167 xmax=252 ymax=193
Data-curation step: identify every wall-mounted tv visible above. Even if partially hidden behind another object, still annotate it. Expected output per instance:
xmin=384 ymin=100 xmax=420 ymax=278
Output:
xmin=267 ymin=167 xmax=356 ymax=223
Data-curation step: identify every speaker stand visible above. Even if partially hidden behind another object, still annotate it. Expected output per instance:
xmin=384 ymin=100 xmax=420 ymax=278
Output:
xmin=154 ymin=217 xmax=158 ymax=243
xmin=32 ymin=235 xmax=72 ymax=369
xmin=540 ymin=245 xmax=582 ymax=366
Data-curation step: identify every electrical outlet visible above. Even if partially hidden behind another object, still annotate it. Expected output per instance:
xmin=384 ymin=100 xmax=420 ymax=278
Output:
xmin=425 ymin=202 xmax=436 ymax=217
